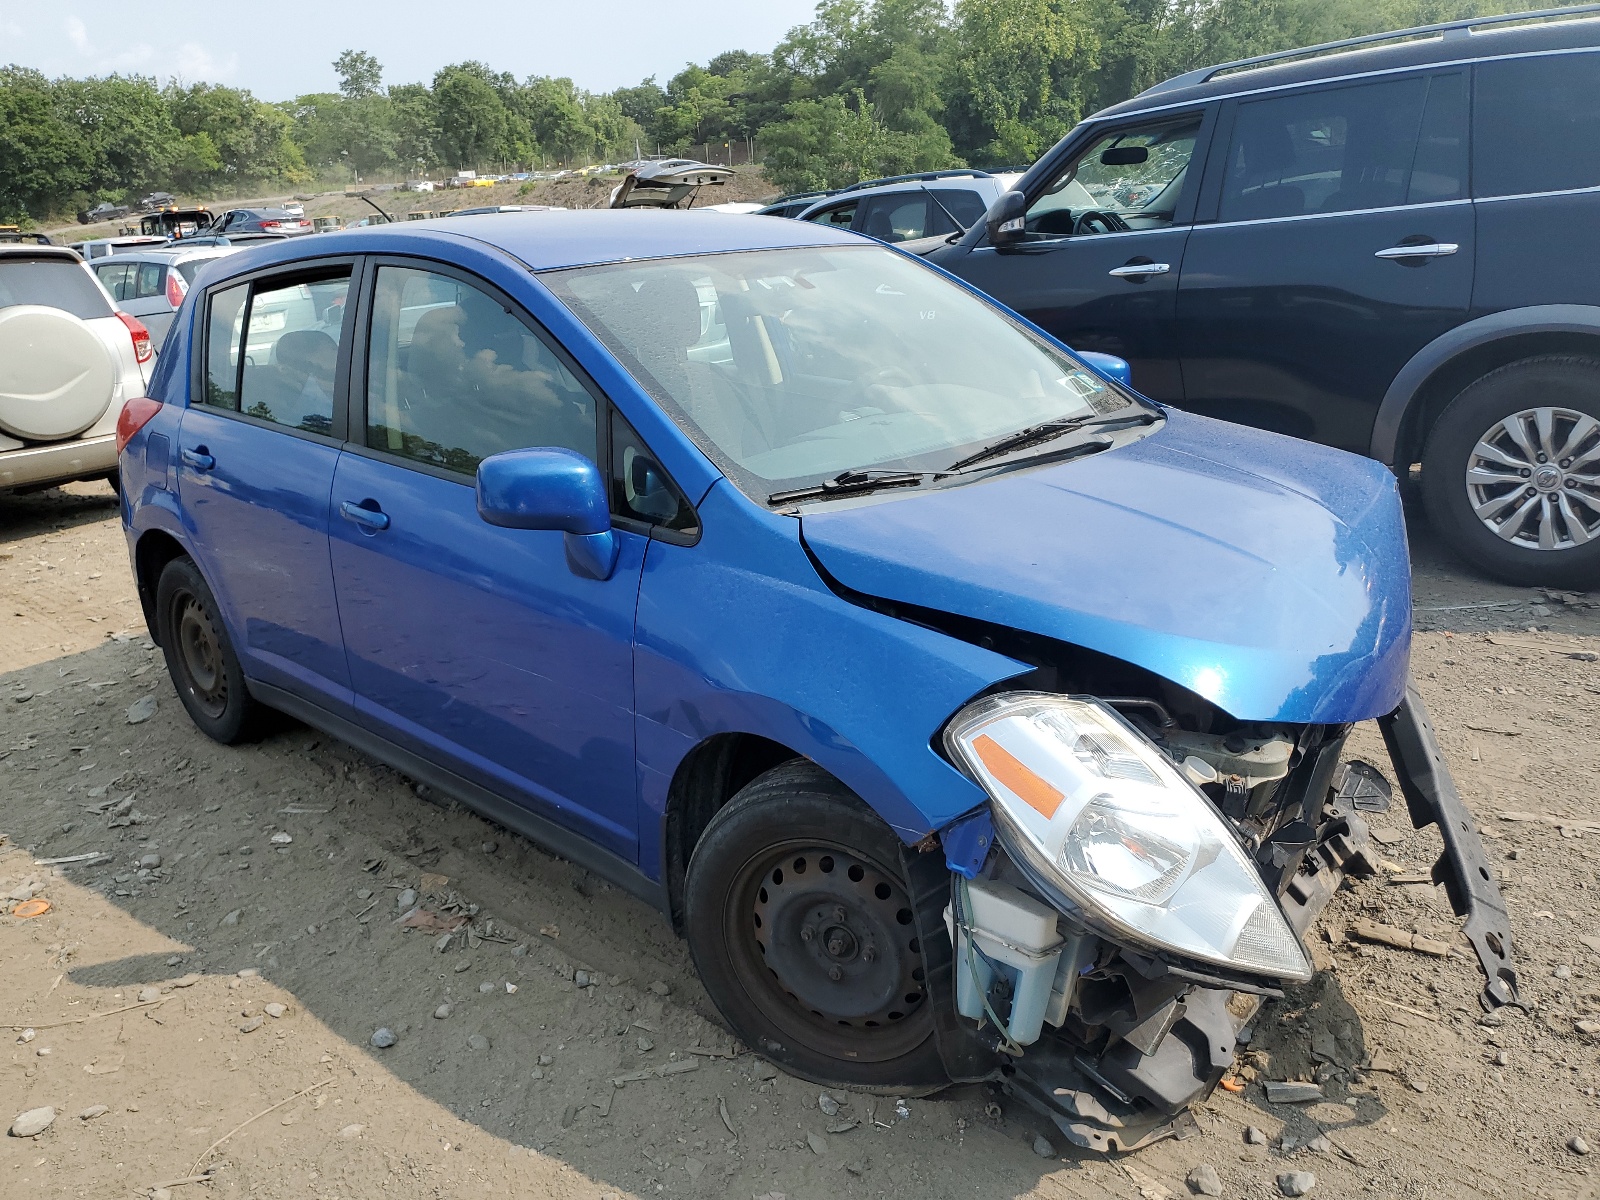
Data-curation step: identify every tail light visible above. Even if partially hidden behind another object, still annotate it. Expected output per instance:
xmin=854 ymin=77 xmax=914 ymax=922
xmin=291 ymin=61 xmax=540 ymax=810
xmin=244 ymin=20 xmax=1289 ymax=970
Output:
xmin=116 ymin=311 xmax=152 ymax=364
xmin=165 ymin=268 xmax=188 ymax=307
xmin=116 ymin=396 xmax=162 ymax=454
xmin=260 ymin=220 xmax=281 ymax=230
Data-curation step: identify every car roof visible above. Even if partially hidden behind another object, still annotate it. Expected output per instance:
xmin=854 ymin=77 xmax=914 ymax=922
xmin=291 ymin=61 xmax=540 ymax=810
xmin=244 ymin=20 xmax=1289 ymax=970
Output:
xmin=1103 ymin=8 xmax=1600 ymax=117
xmin=92 ymin=246 xmax=235 ymax=264
xmin=793 ymin=175 xmax=1005 ymax=221
xmin=198 ymin=209 xmax=866 ymax=279
xmin=0 ymin=245 xmax=85 ymax=263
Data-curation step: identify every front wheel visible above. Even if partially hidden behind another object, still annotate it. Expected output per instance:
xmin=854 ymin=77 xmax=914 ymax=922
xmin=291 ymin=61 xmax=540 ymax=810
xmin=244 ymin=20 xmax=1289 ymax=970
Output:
xmin=1421 ymin=355 xmax=1600 ymax=586
xmin=684 ymin=761 xmax=946 ymax=1090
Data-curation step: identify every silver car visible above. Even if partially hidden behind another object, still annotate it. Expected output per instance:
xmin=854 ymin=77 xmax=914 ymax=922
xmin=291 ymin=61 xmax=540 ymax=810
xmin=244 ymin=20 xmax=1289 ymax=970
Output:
xmin=0 ymin=246 xmax=155 ymax=494
xmin=90 ymin=247 xmax=238 ymax=345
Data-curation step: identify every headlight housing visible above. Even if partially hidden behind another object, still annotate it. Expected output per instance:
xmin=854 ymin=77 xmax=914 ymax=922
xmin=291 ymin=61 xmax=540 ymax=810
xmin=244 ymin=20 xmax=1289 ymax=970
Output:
xmin=944 ymin=692 xmax=1311 ymax=982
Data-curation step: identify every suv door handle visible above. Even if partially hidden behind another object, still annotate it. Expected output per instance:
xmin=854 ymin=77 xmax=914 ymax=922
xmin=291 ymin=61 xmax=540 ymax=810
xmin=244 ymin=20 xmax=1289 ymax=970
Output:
xmin=1108 ymin=262 xmax=1171 ymax=278
xmin=339 ymin=500 xmax=390 ymax=531
xmin=181 ymin=447 xmax=214 ymax=471
xmin=1374 ymin=242 xmax=1459 ymax=259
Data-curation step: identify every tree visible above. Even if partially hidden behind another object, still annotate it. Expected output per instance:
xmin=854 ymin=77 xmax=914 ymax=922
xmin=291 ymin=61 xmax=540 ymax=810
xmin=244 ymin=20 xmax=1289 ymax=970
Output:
xmin=432 ymin=62 xmax=525 ymax=168
xmin=762 ymin=88 xmax=925 ymax=192
xmin=334 ymin=50 xmax=383 ymax=100
xmin=0 ymin=68 xmax=89 ymax=221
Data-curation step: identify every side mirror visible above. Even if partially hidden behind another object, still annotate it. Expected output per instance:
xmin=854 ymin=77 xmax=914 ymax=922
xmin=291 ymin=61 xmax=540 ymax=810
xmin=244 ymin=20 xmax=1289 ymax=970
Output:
xmin=1074 ymin=350 xmax=1133 ymax=388
xmin=984 ymin=190 xmax=1028 ymax=248
xmin=1100 ymin=145 xmax=1149 ymax=167
xmin=476 ymin=447 xmax=618 ymax=580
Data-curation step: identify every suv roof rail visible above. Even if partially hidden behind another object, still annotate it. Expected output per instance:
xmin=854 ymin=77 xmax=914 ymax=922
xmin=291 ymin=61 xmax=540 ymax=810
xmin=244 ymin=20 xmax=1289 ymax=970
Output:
xmin=839 ymin=169 xmax=993 ymax=193
xmin=1139 ymin=2 xmax=1600 ymax=97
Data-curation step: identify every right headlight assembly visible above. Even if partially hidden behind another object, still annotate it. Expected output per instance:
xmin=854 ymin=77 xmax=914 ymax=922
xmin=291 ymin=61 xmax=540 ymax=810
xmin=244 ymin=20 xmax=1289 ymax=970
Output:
xmin=945 ymin=692 xmax=1311 ymax=982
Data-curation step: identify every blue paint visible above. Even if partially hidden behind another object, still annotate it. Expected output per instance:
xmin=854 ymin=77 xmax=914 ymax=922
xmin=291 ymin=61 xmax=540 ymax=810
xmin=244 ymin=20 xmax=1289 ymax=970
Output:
xmin=941 ymin=809 xmax=996 ymax=879
xmin=121 ymin=214 xmax=1417 ymax=897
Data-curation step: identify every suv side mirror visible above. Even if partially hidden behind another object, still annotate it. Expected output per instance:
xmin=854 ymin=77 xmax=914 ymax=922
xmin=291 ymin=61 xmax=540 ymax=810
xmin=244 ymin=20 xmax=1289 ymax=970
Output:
xmin=985 ymin=190 xmax=1028 ymax=248
xmin=476 ymin=447 xmax=618 ymax=580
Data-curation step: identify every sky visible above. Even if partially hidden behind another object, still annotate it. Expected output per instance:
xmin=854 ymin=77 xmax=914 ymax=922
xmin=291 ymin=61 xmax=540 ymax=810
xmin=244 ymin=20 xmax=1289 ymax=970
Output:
xmin=0 ymin=0 xmax=821 ymax=97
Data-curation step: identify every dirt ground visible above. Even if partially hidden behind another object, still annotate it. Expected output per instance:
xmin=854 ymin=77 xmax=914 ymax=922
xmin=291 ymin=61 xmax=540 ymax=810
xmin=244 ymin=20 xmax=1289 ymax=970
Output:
xmin=1 ymin=480 xmax=1597 ymax=1200
xmin=47 ymin=167 xmax=779 ymax=244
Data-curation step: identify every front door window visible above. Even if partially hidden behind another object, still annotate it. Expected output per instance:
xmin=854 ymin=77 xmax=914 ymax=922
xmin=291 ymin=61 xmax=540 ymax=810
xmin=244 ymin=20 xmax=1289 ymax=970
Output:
xmin=1025 ymin=118 xmax=1203 ymax=238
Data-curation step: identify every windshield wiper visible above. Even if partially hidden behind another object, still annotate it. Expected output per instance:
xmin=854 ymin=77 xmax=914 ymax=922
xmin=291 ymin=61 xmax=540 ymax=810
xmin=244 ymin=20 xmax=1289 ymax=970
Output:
xmin=946 ymin=411 xmax=1159 ymax=473
xmin=768 ymin=469 xmax=929 ymax=506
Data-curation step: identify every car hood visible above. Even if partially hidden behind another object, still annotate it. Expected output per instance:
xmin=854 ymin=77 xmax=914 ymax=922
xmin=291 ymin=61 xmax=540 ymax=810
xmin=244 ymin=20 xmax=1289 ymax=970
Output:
xmin=799 ymin=410 xmax=1411 ymax=725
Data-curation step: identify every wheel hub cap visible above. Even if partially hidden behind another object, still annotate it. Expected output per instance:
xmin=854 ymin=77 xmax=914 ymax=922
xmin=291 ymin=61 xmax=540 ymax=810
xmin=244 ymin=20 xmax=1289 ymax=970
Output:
xmin=1465 ymin=405 xmax=1600 ymax=551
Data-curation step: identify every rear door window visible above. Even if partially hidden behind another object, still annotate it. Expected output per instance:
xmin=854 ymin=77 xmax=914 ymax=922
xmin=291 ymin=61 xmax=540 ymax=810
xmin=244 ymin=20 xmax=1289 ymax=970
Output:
xmin=1219 ymin=74 xmax=1463 ymax=221
xmin=0 ymin=257 xmax=115 ymax=319
xmin=856 ymin=193 xmax=931 ymax=242
xmin=932 ymin=189 xmax=989 ymax=231
xmin=136 ymin=262 xmax=165 ymax=299
xmin=1474 ymin=51 xmax=1600 ymax=197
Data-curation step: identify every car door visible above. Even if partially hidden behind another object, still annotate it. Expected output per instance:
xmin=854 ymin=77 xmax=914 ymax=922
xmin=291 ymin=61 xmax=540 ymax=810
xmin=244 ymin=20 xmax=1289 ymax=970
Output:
xmin=327 ymin=260 xmax=646 ymax=860
xmin=1176 ymin=70 xmax=1472 ymax=452
xmin=176 ymin=260 xmax=357 ymax=704
xmin=950 ymin=110 xmax=1212 ymax=402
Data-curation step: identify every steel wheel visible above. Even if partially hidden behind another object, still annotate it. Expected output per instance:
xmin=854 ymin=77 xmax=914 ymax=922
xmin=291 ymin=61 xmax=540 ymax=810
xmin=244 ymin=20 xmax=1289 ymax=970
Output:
xmin=175 ymin=591 xmax=228 ymax=719
xmin=737 ymin=841 xmax=927 ymax=1062
xmin=1465 ymin=405 xmax=1600 ymax=551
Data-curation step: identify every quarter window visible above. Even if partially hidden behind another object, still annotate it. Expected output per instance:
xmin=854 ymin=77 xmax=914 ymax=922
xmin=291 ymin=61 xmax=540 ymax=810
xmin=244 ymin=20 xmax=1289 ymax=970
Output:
xmin=1474 ymin=52 xmax=1600 ymax=198
xmin=1219 ymin=74 xmax=1464 ymax=222
xmin=135 ymin=262 xmax=165 ymax=300
xmin=202 ymin=284 xmax=248 ymax=410
xmin=95 ymin=261 xmax=136 ymax=302
xmin=809 ymin=202 xmax=858 ymax=229
xmin=364 ymin=265 xmax=597 ymax=475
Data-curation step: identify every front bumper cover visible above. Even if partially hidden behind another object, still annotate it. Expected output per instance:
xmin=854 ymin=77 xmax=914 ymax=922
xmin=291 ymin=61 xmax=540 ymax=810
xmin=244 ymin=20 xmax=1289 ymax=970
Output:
xmin=917 ymin=680 xmax=1519 ymax=1151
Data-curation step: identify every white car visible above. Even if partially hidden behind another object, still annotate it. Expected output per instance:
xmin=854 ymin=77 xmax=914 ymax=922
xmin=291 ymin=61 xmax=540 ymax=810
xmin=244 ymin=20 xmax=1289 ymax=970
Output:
xmin=794 ymin=170 xmax=1024 ymax=244
xmin=0 ymin=246 xmax=155 ymax=495
xmin=90 ymin=246 xmax=238 ymax=345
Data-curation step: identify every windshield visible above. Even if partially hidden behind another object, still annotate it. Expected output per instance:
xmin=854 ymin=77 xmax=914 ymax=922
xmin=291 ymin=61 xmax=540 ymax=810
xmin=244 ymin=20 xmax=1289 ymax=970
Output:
xmin=546 ymin=245 xmax=1150 ymax=498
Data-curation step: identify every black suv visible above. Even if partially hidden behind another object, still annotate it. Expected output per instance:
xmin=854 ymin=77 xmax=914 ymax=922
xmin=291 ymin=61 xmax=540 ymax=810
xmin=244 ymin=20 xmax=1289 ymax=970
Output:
xmin=928 ymin=6 xmax=1600 ymax=585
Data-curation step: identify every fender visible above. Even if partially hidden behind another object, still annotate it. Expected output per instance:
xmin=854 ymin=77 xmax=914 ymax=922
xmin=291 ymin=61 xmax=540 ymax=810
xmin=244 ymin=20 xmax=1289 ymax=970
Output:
xmin=1369 ymin=304 xmax=1600 ymax=467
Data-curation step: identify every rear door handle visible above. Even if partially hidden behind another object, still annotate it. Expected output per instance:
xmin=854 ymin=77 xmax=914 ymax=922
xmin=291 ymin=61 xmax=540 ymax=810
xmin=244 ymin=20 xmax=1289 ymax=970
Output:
xmin=340 ymin=500 xmax=390 ymax=531
xmin=1108 ymin=262 xmax=1171 ymax=278
xmin=181 ymin=447 xmax=214 ymax=471
xmin=1374 ymin=242 xmax=1458 ymax=259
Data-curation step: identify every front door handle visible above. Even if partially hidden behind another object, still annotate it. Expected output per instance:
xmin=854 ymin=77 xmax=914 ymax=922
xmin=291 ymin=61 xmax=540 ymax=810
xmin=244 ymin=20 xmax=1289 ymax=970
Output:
xmin=1108 ymin=262 xmax=1171 ymax=279
xmin=1374 ymin=242 xmax=1459 ymax=259
xmin=181 ymin=446 xmax=214 ymax=471
xmin=339 ymin=500 xmax=390 ymax=531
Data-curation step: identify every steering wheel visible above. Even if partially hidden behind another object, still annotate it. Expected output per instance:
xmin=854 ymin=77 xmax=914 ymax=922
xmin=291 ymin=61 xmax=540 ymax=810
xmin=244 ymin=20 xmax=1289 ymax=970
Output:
xmin=1073 ymin=209 xmax=1131 ymax=235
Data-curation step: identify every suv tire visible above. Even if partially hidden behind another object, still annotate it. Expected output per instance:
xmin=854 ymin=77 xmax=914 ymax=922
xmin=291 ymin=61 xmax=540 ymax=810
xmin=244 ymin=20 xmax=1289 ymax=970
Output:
xmin=1421 ymin=355 xmax=1600 ymax=586
xmin=155 ymin=556 xmax=269 ymax=743
xmin=684 ymin=760 xmax=947 ymax=1091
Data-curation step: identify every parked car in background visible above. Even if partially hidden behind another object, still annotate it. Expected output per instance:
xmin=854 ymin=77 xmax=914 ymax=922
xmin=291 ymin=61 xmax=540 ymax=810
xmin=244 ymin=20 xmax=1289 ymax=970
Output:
xmin=609 ymin=160 xmax=734 ymax=208
xmin=0 ymin=227 xmax=55 ymax=246
xmin=117 ymin=211 xmax=1511 ymax=1155
xmin=68 ymin=236 xmax=170 ymax=261
xmin=205 ymin=209 xmax=313 ymax=237
xmin=926 ymin=6 xmax=1600 ymax=585
xmin=442 ymin=205 xmax=566 ymax=217
xmin=404 ymin=179 xmax=436 ymax=192
xmin=78 ymin=202 xmax=131 ymax=224
xmin=139 ymin=208 xmax=213 ymax=240
xmin=1 ymin=245 xmax=153 ymax=494
xmin=137 ymin=192 xmax=177 ymax=211
xmin=797 ymin=171 xmax=1022 ymax=243
xmin=91 ymin=246 xmax=239 ymax=344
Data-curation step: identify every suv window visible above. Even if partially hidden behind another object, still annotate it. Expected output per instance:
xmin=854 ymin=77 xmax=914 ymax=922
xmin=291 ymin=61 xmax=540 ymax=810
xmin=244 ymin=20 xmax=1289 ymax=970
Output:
xmin=1474 ymin=51 xmax=1600 ymax=198
xmin=1219 ymin=74 xmax=1464 ymax=222
xmin=809 ymin=201 xmax=858 ymax=230
xmin=364 ymin=264 xmax=596 ymax=475
xmin=1027 ymin=116 xmax=1202 ymax=237
xmin=0 ymin=257 xmax=114 ymax=319
xmin=202 ymin=271 xmax=350 ymax=436
xmin=857 ymin=194 xmax=932 ymax=242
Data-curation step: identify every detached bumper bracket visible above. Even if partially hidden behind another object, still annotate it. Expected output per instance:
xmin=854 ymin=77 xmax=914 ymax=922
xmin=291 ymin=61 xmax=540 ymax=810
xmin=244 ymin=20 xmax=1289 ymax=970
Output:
xmin=1378 ymin=682 xmax=1520 ymax=1009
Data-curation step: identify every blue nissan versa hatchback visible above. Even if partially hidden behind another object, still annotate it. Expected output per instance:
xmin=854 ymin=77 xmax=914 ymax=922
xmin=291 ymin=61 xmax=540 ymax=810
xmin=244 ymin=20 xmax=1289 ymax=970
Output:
xmin=117 ymin=212 xmax=1516 ymax=1151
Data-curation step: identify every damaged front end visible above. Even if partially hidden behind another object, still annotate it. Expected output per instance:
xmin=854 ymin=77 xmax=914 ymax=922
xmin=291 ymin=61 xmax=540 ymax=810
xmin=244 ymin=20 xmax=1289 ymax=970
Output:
xmin=909 ymin=684 xmax=1518 ymax=1154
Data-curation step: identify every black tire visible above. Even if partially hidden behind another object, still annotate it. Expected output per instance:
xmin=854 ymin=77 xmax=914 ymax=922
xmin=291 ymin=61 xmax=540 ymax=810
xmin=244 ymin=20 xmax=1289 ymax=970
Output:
xmin=1421 ymin=355 xmax=1600 ymax=587
xmin=155 ymin=556 xmax=267 ymax=744
xmin=684 ymin=760 xmax=946 ymax=1091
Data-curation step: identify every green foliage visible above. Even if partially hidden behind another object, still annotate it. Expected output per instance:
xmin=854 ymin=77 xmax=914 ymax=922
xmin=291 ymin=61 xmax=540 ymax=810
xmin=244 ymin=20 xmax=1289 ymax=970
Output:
xmin=0 ymin=0 xmax=1534 ymax=222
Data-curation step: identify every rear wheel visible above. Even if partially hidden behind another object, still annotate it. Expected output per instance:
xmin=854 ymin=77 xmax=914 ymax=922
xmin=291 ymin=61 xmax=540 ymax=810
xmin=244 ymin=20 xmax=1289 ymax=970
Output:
xmin=684 ymin=761 xmax=945 ymax=1090
xmin=155 ymin=556 xmax=266 ymax=743
xmin=1421 ymin=355 xmax=1600 ymax=586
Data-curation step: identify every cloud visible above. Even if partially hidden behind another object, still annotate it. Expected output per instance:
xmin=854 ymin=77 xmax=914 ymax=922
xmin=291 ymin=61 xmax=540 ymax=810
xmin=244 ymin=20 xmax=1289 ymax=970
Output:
xmin=60 ymin=14 xmax=235 ymax=81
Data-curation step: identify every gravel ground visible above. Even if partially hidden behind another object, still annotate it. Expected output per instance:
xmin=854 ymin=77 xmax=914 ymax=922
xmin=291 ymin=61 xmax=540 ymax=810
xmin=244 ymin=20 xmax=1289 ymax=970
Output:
xmin=1 ymin=481 xmax=1597 ymax=1200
